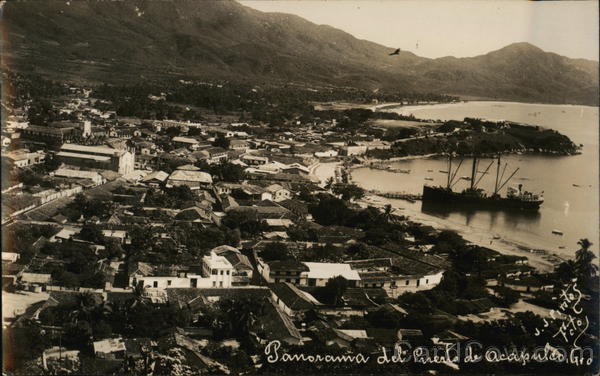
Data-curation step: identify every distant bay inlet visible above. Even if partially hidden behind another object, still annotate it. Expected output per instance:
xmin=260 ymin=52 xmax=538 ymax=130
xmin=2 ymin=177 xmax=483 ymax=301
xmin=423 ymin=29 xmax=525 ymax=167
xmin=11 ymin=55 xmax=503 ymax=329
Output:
xmin=263 ymin=340 xmax=593 ymax=367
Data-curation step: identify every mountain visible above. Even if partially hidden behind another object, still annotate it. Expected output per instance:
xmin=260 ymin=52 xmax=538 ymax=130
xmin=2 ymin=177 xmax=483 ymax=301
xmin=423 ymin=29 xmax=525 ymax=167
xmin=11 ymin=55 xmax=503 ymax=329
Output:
xmin=2 ymin=0 xmax=598 ymax=105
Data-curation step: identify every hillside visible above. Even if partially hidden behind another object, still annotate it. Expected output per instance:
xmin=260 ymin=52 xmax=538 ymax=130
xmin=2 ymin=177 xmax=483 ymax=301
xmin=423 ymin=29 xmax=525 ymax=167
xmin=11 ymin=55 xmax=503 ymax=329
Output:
xmin=2 ymin=0 xmax=598 ymax=105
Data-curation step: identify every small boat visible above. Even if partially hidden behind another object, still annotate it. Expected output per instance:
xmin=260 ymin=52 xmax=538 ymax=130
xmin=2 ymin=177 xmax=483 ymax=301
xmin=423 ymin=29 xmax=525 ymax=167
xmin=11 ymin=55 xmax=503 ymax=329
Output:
xmin=424 ymin=177 xmax=434 ymax=181
xmin=492 ymin=235 xmax=501 ymax=240
xmin=427 ymin=169 xmax=433 ymax=172
xmin=552 ymin=229 xmax=564 ymax=236
xmin=572 ymin=184 xmax=580 ymax=187
xmin=558 ymin=246 xmax=565 ymax=249
xmin=439 ymin=170 xmax=448 ymax=173
xmin=460 ymin=176 xmax=471 ymax=180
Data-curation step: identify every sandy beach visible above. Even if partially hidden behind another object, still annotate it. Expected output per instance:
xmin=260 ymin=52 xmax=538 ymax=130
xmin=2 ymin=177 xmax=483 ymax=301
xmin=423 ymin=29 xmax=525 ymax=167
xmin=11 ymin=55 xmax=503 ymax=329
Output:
xmin=360 ymin=194 xmax=561 ymax=273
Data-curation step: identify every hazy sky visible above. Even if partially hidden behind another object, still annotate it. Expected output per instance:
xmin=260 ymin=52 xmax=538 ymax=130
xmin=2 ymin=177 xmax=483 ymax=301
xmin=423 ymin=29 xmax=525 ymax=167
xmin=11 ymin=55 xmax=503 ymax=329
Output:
xmin=240 ymin=0 xmax=599 ymax=61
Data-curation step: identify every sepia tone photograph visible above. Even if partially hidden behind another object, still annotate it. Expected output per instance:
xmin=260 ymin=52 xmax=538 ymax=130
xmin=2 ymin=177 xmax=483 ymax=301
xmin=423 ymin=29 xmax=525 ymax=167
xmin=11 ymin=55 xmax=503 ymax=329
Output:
xmin=1 ymin=0 xmax=598 ymax=375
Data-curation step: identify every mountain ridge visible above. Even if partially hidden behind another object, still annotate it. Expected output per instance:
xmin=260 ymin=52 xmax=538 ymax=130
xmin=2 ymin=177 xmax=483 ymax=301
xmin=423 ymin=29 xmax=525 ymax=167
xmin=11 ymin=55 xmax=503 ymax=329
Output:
xmin=2 ymin=0 xmax=598 ymax=105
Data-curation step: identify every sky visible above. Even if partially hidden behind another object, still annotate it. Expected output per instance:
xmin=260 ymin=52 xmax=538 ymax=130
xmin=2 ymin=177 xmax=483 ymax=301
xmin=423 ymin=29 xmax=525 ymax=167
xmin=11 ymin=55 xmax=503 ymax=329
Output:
xmin=240 ymin=0 xmax=599 ymax=61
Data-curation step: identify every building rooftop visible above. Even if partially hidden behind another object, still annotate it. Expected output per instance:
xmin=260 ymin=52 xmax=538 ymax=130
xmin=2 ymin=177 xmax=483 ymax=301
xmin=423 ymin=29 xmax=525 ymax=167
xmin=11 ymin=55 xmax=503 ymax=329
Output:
xmin=61 ymin=143 xmax=123 ymax=156
xmin=93 ymin=338 xmax=126 ymax=354
xmin=168 ymin=169 xmax=213 ymax=184
xmin=203 ymin=252 xmax=233 ymax=270
xmin=56 ymin=151 xmax=111 ymax=162
xmin=172 ymin=136 xmax=200 ymax=144
xmin=141 ymin=170 xmax=169 ymax=182
xmin=303 ymin=262 xmax=361 ymax=281
xmin=54 ymin=168 xmax=103 ymax=180
xmin=269 ymin=282 xmax=321 ymax=311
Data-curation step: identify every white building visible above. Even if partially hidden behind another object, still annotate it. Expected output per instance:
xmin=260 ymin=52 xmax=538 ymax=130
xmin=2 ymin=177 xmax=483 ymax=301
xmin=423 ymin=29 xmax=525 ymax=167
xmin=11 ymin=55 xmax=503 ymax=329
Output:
xmin=202 ymin=251 xmax=234 ymax=288
xmin=265 ymin=184 xmax=291 ymax=202
xmin=302 ymin=262 xmax=361 ymax=287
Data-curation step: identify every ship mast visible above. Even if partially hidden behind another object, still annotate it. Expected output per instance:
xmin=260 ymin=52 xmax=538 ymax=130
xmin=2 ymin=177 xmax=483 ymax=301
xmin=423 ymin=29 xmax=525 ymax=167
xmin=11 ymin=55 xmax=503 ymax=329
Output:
xmin=447 ymin=155 xmax=452 ymax=188
xmin=494 ymin=156 xmax=501 ymax=195
xmin=470 ymin=157 xmax=478 ymax=190
xmin=473 ymin=159 xmax=494 ymax=189
xmin=492 ymin=155 xmax=520 ymax=194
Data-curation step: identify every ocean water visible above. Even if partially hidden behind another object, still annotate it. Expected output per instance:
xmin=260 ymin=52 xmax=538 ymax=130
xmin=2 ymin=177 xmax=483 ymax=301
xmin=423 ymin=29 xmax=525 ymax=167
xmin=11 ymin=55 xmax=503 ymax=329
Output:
xmin=352 ymin=101 xmax=599 ymax=257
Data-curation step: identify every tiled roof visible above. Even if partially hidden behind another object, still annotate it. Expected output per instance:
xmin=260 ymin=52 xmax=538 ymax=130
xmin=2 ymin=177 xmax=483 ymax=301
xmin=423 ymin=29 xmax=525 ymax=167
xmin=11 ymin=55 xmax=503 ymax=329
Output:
xmin=168 ymin=170 xmax=213 ymax=184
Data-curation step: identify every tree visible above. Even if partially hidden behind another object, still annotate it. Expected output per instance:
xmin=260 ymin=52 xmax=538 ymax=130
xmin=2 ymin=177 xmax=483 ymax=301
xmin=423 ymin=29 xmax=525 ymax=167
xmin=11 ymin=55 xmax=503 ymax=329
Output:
xmin=260 ymin=242 xmax=293 ymax=262
xmin=574 ymin=238 xmax=598 ymax=289
xmin=382 ymin=204 xmax=393 ymax=223
xmin=332 ymin=183 xmax=364 ymax=201
xmin=309 ymin=196 xmax=352 ymax=226
xmin=222 ymin=210 xmax=267 ymax=237
xmin=79 ymin=224 xmax=105 ymax=244
xmin=208 ymin=162 xmax=245 ymax=183
xmin=315 ymin=276 xmax=348 ymax=305
xmin=64 ymin=320 xmax=93 ymax=349
xmin=324 ymin=177 xmax=335 ymax=190
xmin=212 ymin=134 xmax=230 ymax=149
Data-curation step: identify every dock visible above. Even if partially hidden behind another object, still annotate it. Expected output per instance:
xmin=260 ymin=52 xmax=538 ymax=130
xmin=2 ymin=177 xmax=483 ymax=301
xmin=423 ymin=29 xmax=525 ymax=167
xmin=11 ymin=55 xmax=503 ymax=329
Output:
xmin=367 ymin=190 xmax=422 ymax=202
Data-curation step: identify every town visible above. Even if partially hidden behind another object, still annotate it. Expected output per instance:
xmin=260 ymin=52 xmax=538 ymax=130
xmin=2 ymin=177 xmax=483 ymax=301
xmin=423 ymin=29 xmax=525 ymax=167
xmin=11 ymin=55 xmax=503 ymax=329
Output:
xmin=2 ymin=74 xmax=597 ymax=375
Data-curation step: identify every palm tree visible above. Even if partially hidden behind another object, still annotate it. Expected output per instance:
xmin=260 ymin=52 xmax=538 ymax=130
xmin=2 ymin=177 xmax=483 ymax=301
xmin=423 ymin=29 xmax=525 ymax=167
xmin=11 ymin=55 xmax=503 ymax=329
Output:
xmin=574 ymin=238 xmax=598 ymax=286
xmin=324 ymin=177 xmax=335 ymax=190
xmin=70 ymin=292 xmax=98 ymax=324
xmin=382 ymin=204 xmax=393 ymax=223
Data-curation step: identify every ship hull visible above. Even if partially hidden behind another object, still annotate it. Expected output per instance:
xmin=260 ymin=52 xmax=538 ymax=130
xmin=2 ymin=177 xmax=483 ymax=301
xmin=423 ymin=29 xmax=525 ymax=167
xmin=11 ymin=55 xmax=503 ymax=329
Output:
xmin=422 ymin=186 xmax=543 ymax=211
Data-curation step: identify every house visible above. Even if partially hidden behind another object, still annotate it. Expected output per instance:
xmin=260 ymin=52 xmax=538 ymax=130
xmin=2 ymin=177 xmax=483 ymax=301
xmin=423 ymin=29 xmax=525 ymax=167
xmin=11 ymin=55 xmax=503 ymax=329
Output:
xmin=93 ymin=338 xmax=126 ymax=359
xmin=175 ymin=206 xmax=213 ymax=225
xmin=128 ymin=255 xmax=233 ymax=298
xmin=33 ymin=186 xmax=83 ymax=205
xmin=211 ymin=245 xmax=253 ymax=285
xmin=234 ymin=185 xmax=273 ymax=201
xmin=339 ymin=145 xmax=368 ymax=156
xmin=201 ymin=252 xmax=234 ymax=288
xmin=20 ymin=272 xmax=52 ymax=290
xmin=49 ymin=227 xmax=80 ymax=243
xmin=52 ymin=168 xmax=106 ymax=186
xmin=256 ymin=300 xmax=304 ymax=346
xmin=314 ymin=150 xmax=338 ymax=158
xmin=140 ymin=170 xmax=169 ymax=187
xmin=102 ymin=229 xmax=131 ymax=245
xmin=241 ymin=154 xmax=268 ymax=165
xmin=258 ymin=259 xmax=309 ymax=285
xmin=20 ymin=124 xmax=78 ymax=144
xmin=264 ymin=184 xmax=291 ymax=202
xmin=229 ymin=139 xmax=249 ymax=152
xmin=269 ymin=282 xmax=321 ymax=316
xmin=346 ymin=256 xmax=445 ymax=297
xmin=278 ymin=199 xmax=310 ymax=220
xmin=265 ymin=218 xmax=294 ymax=230
xmin=280 ymin=163 xmax=310 ymax=176
xmin=198 ymin=147 xmax=228 ymax=164
xmin=166 ymin=170 xmax=213 ymax=190
xmin=5 ymin=150 xmax=46 ymax=167
xmin=2 ymin=252 xmax=20 ymax=263
xmin=172 ymin=136 xmax=201 ymax=150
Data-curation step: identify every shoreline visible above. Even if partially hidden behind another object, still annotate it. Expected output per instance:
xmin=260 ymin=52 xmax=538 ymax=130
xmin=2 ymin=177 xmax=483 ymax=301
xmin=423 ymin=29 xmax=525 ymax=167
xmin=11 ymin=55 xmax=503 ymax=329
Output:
xmin=311 ymin=160 xmax=563 ymax=273
xmin=371 ymin=100 xmax=600 ymax=113
xmin=359 ymin=195 xmax=561 ymax=273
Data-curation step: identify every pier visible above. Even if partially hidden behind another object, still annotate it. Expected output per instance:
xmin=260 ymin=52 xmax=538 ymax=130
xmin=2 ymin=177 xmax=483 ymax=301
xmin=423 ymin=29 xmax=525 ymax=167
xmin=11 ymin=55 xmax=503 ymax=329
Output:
xmin=365 ymin=162 xmax=411 ymax=174
xmin=367 ymin=190 xmax=422 ymax=202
